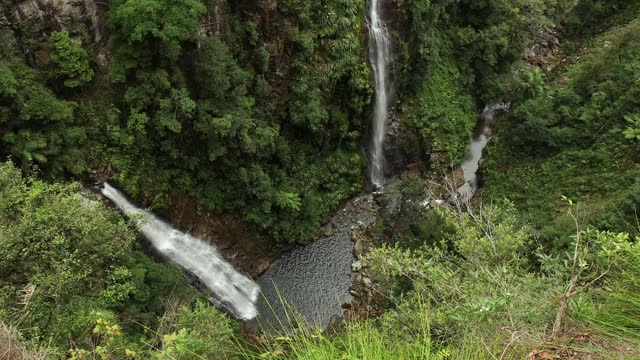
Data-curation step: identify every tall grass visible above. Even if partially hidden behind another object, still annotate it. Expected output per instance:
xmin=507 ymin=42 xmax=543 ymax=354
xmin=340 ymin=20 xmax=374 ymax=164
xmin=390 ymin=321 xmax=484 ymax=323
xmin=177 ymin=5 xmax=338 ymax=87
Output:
xmin=572 ymin=257 xmax=640 ymax=345
xmin=242 ymin=300 xmax=439 ymax=359
xmin=239 ymin=296 xmax=499 ymax=360
xmin=0 ymin=321 xmax=51 ymax=360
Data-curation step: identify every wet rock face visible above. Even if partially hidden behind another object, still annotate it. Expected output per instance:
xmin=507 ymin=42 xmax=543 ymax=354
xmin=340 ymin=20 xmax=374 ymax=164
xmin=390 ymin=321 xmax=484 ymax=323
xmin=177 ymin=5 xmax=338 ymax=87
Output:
xmin=2 ymin=0 xmax=110 ymax=67
xmin=382 ymin=110 xmax=421 ymax=180
xmin=159 ymin=192 xmax=278 ymax=278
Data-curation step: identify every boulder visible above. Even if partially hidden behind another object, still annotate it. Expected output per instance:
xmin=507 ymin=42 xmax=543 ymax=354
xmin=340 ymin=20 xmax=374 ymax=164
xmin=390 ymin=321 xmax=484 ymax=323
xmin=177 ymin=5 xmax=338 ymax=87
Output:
xmin=351 ymin=260 xmax=364 ymax=272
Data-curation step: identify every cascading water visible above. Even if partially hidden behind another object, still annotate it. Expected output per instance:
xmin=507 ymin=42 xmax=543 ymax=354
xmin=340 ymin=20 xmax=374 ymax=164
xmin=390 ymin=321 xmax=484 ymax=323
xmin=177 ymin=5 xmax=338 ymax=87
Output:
xmin=368 ymin=0 xmax=392 ymax=189
xmin=456 ymin=103 xmax=510 ymax=202
xmin=101 ymin=183 xmax=259 ymax=320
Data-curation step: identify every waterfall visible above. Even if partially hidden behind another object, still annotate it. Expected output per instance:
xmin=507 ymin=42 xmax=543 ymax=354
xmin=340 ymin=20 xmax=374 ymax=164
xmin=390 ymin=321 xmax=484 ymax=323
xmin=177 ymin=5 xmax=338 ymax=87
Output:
xmin=456 ymin=103 xmax=510 ymax=202
xmin=368 ymin=0 xmax=392 ymax=189
xmin=101 ymin=183 xmax=259 ymax=320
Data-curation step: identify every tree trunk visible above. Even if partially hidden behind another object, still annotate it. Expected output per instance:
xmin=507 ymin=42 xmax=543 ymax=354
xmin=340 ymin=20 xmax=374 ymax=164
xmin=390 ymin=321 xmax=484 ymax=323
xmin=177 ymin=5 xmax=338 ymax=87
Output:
xmin=552 ymin=294 xmax=568 ymax=338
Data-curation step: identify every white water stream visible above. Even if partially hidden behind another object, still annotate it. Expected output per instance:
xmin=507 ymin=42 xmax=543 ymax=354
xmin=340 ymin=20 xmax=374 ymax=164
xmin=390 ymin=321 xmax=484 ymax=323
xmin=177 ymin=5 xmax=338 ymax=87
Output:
xmin=456 ymin=103 xmax=509 ymax=202
xmin=368 ymin=0 xmax=392 ymax=189
xmin=101 ymin=183 xmax=259 ymax=320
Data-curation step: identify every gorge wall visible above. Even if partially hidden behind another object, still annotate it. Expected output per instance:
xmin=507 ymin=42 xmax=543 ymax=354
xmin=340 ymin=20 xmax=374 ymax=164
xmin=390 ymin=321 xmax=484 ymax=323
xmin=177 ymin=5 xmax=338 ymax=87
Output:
xmin=2 ymin=0 xmax=110 ymax=68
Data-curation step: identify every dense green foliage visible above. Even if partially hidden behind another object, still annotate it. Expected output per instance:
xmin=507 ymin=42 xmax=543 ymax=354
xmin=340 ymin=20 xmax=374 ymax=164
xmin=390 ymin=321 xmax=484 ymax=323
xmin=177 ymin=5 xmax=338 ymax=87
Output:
xmin=240 ymin=5 xmax=640 ymax=358
xmin=49 ymin=32 xmax=94 ymax=88
xmin=0 ymin=0 xmax=578 ymax=242
xmin=246 ymin=299 xmax=445 ymax=359
xmin=563 ymin=0 xmax=640 ymax=38
xmin=109 ymin=0 xmax=206 ymax=61
xmin=0 ymin=0 xmax=372 ymax=243
xmin=484 ymin=16 xmax=640 ymax=248
xmin=0 ymin=59 xmax=87 ymax=175
xmin=0 ymin=161 xmax=238 ymax=358
xmin=393 ymin=0 xmax=568 ymax=165
xmin=96 ymin=0 xmax=370 ymax=242
xmin=2 ymin=1 xmax=640 ymax=359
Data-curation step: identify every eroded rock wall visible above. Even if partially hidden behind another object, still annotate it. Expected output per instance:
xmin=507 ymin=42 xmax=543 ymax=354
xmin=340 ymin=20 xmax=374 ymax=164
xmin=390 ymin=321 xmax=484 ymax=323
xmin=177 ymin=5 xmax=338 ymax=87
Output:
xmin=1 ymin=0 xmax=110 ymax=67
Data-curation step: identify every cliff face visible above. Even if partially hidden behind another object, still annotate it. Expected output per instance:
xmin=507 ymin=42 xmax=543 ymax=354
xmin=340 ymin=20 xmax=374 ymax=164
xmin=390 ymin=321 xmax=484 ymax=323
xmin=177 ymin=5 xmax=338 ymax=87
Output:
xmin=1 ymin=0 xmax=110 ymax=68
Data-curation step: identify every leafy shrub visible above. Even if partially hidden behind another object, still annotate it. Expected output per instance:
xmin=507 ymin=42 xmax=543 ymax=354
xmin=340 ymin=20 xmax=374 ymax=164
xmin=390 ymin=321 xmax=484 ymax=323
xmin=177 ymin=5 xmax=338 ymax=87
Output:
xmin=0 ymin=60 xmax=90 ymax=175
xmin=367 ymin=200 xmax=640 ymax=356
xmin=108 ymin=0 xmax=206 ymax=60
xmin=49 ymin=31 xmax=94 ymax=88
xmin=158 ymin=300 xmax=239 ymax=359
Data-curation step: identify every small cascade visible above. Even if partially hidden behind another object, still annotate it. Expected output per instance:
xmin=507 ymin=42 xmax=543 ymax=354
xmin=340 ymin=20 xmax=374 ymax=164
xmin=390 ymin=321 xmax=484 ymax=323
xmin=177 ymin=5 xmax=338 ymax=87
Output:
xmin=456 ymin=103 xmax=510 ymax=202
xmin=101 ymin=183 xmax=259 ymax=320
xmin=368 ymin=0 xmax=392 ymax=189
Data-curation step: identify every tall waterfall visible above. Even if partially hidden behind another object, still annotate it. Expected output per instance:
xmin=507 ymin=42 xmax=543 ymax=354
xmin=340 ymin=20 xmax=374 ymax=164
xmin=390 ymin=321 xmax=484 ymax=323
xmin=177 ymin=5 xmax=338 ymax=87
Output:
xmin=368 ymin=0 xmax=392 ymax=189
xmin=101 ymin=183 xmax=259 ymax=320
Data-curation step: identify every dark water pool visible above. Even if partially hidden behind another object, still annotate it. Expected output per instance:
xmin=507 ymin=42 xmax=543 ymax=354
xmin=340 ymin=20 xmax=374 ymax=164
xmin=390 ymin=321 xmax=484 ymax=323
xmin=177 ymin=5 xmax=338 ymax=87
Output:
xmin=253 ymin=194 xmax=378 ymax=331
